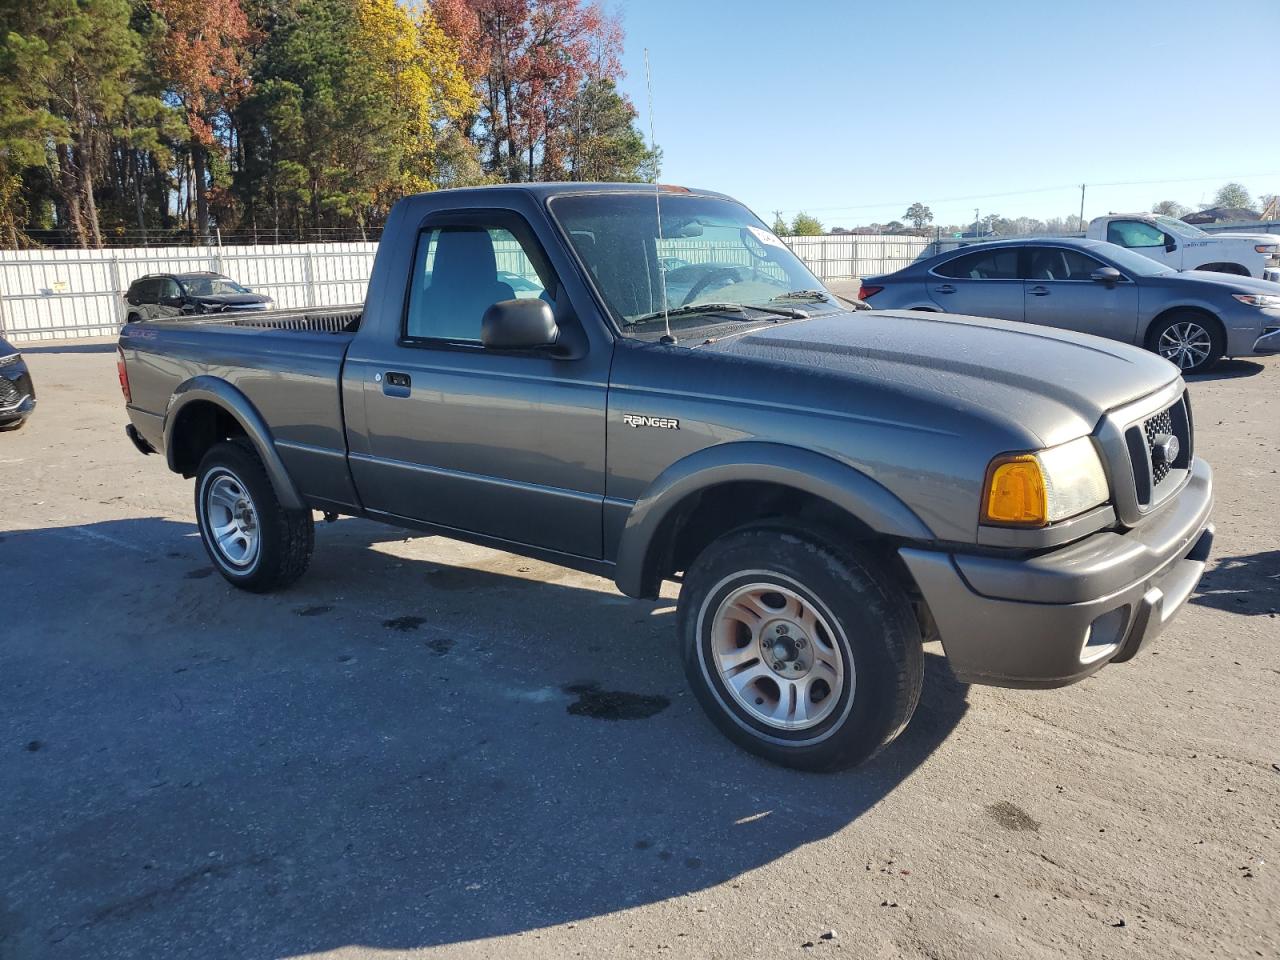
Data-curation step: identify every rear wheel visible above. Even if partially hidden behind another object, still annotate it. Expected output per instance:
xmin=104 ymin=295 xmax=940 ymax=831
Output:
xmin=678 ymin=525 xmax=923 ymax=772
xmin=1147 ymin=311 xmax=1223 ymax=373
xmin=194 ymin=440 xmax=313 ymax=592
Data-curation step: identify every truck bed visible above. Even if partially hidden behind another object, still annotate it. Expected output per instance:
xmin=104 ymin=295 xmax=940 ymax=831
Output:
xmin=120 ymin=306 xmax=363 ymax=510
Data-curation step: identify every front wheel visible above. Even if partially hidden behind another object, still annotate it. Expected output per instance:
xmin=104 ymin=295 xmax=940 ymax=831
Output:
xmin=194 ymin=440 xmax=314 ymax=592
xmin=677 ymin=526 xmax=923 ymax=772
xmin=1147 ymin=311 xmax=1223 ymax=374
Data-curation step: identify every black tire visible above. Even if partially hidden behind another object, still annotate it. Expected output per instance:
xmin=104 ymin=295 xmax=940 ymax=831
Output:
xmin=1146 ymin=310 xmax=1224 ymax=374
xmin=678 ymin=526 xmax=923 ymax=772
xmin=126 ymin=313 xmax=141 ymax=324
xmin=194 ymin=440 xmax=314 ymax=592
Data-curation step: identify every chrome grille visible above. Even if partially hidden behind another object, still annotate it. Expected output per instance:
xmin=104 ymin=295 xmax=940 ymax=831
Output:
xmin=0 ymin=375 xmax=19 ymax=408
xmin=1143 ymin=407 xmax=1175 ymax=486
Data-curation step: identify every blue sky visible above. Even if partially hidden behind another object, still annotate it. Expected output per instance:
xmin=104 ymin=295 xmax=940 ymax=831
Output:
xmin=613 ymin=0 xmax=1280 ymax=228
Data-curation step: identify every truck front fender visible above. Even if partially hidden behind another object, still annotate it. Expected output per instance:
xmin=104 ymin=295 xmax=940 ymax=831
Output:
xmin=164 ymin=376 xmax=306 ymax=511
xmin=613 ymin=441 xmax=934 ymax=598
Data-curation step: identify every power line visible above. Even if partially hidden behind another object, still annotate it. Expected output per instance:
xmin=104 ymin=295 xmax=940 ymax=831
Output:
xmin=777 ymin=171 xmax=1280 ymax=217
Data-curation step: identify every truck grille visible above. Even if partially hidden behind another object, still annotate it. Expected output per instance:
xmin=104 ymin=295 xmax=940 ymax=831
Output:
xmin=1144 ymin=407 xmax=1175 ymax=485
xmin=1124 ymin=393 xmax=1192 ymax=507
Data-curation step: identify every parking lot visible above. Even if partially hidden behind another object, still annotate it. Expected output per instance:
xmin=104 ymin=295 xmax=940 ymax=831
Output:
xmin=1 ymin=342 xmax=1277 ymax=959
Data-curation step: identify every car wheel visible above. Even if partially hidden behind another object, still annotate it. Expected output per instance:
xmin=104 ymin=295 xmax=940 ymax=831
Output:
xmin=194 ymin=440 xmax=314 ymax=592
xmin=1147 ymin=311 xmax=1223 ymax=374
xmin=678 ymin=525 xmax=923 ymax=772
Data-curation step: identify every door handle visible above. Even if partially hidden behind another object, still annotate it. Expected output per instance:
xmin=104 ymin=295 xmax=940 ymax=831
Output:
xmin=1028 ymin=286 xmax=1050 ymax=296
xmin=934 ymin=284 xmax=956 ymax=294
xmin=380 ymin=371 xmax=411 ymax=397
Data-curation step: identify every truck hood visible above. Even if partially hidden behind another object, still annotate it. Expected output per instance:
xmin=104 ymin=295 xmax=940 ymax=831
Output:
xmin=1206 ymin=232 xmax=1278 ymax=245
xmin=193 ymin=294 xmax=272 ymax=310
xmin=704 ymin=309 xmax=1180 ymax=448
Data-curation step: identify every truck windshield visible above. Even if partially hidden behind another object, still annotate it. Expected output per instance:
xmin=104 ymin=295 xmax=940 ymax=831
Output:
xmin=550 ymin=192 xmax=832 ymax=341
xmin=1154 ymin=216 xmax=1208 ymax=239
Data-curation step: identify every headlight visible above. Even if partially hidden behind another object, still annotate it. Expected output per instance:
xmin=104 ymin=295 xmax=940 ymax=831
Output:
xmin=1254 ymin=244 xmax=1277 ymax=254
xmin=981 ymin=436 xmax=1110 ymax=527
xmin=1232 ymin=293 xmax=1280 ymax=307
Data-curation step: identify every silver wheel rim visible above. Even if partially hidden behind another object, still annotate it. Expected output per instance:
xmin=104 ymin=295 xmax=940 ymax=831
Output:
xmin=709 ymin=582 xmax=849 ymax=731
xmin=1158 ymin=321 xmax=1212 ymax=369
xmin=203 ymin=471 xmax=260 ymax=569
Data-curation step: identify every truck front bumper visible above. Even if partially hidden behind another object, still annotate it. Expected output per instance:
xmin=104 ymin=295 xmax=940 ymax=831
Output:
xmin=900 ymin=457 xmax=1214 ymax=688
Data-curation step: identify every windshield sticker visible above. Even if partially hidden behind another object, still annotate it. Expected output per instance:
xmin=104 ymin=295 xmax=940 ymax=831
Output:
xmin=746 ymin=226 xmax=787 ymax=249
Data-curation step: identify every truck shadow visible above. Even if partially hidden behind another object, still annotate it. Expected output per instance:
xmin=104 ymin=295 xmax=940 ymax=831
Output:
xmin=0 ymin=517 xmax=970 ymax=957
xmin=1191 ymin=549 xmax=1280 ymax=616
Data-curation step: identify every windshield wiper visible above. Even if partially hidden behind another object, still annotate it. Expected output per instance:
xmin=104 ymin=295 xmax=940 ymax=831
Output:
xmin=631 ymin=302 xmax=808 ymax=324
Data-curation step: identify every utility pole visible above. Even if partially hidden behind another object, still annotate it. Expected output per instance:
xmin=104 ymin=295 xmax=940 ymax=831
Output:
xmin=1079 ymin=183 xmax=1086 ymax=231
xmin=973 ymin=208 xmax=980 ymax=236
xmin=772 ymin=209 xmax=785 ymax=231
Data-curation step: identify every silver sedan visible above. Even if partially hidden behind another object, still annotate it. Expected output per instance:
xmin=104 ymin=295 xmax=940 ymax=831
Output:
xmin=861 ymin=237 xmax=1280 ymax=373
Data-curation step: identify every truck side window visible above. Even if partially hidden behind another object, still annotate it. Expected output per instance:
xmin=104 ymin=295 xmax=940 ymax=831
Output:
xmin=404 ymin=223 xmax=555 ymax=343
xmin=1107 ymin=221 xmax=1164 ymax=248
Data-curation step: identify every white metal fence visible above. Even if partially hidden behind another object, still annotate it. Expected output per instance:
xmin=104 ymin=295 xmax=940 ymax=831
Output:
xmin=0 ymin=243 xmax=377 ymax=341
xmin=0 ymin=233 xmax=925 ymax=342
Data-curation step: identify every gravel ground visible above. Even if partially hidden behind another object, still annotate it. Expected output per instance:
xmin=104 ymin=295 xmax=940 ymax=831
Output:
xmin=1 ymin=340 xmax=1277 ymax=960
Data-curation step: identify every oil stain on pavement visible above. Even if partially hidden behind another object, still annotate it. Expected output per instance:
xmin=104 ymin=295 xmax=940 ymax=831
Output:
xmin=564 ymin=682 xmax=670 ymax=720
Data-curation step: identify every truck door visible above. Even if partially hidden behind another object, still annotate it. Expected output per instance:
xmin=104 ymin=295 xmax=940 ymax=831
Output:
xmin=927 ymin=247 xmax=1024 ymax=320
xmin=1021 ymin=245 xmax=1139 ymax=341
xmin=344 ymin=211 xmax=608 ymax=559
xmin=1105 ymin=219 xmax=1179 ymax=269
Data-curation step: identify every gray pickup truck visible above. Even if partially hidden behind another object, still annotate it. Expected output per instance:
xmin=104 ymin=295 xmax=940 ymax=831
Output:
xmin=119 ymin=183 xmax=1215 ymax=771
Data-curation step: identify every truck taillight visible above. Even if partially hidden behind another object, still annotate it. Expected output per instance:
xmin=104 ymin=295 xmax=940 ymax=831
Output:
xmin=117 ymin=349 xmax=131 ymax=403
xmin=858 ymin=284 xmax=884 ymax=300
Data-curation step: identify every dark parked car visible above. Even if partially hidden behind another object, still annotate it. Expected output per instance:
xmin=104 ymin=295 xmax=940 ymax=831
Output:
xmin=122 ymin=272 xmax=273 ymax=323
xmin=0 ymin=335 xmax=36 ymax=431
xmin=862 ymin=238 xmax=1280 ymax=373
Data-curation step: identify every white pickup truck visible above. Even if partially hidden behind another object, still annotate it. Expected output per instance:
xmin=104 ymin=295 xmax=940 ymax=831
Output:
xmin=1086 ymin=213 xmax=1280 ymax=281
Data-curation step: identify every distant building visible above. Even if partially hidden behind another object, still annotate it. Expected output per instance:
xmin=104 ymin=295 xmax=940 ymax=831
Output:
xmin=1182 ymin=205 xmax=1260 ymax=225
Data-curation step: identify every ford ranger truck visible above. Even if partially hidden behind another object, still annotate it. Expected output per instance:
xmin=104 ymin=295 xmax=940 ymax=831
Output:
xmin=118 ymin=184 xmax=1215 ymax=772
xmin=1087 ymin=213 xmax=1280 ymax=281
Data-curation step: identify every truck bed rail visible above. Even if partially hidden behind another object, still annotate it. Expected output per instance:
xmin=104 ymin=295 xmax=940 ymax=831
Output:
xmin=201 ymin=306 xmax=362 ymax=334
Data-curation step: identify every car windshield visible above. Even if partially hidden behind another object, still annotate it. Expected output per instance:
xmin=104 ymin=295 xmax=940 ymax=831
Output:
xmin=181 ymin=276 xmax=249 ymax=296
xmin=1097 ymin=243 xmax=1177 ymax=276
xmin=549 ymin=192 xmax=833 ymax=341
xmin=1154 ymin=215 xmax=1207 ymax=239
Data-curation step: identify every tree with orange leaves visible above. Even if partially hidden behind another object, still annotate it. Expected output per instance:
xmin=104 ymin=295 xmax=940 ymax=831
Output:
xmin=149 ymin=0 xmax=252 ymax=236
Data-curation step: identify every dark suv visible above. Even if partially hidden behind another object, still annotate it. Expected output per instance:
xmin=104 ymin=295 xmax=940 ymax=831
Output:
xmin=122 ymin=272 xmax=273 ymax=323
xmin=0 ymin=335 xmax=35 ymax=431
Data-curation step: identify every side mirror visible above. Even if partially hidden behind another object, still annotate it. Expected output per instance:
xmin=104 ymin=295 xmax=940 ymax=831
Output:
xmin=160 ymin=295 xmax=185 ymax=307
xmin=481 ymin=298 xmax=559 ymax=350
xmin=1164 ymin=235 xmax=1177 ymax=253
xmin=1091 ymin=267 xmax=1123 ymax=285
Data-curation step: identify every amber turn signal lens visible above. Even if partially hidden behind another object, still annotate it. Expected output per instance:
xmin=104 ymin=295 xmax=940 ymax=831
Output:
xmin=983 ymin=455 xmax=1047 ymax=526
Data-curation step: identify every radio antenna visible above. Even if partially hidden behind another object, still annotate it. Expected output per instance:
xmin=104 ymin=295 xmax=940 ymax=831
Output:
xmin=644 ymin=48 xmax=674 ymax=344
